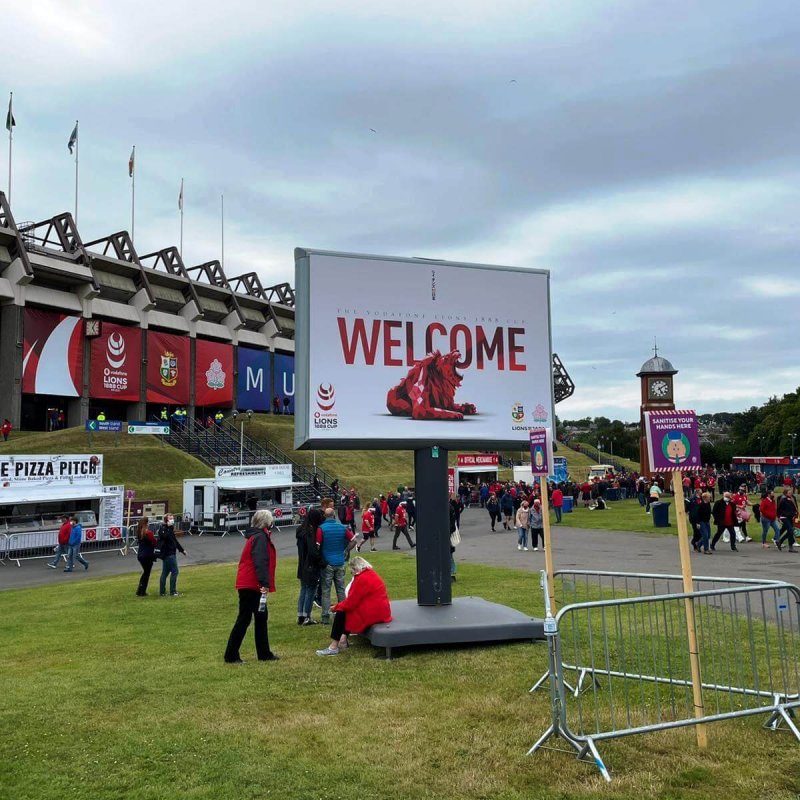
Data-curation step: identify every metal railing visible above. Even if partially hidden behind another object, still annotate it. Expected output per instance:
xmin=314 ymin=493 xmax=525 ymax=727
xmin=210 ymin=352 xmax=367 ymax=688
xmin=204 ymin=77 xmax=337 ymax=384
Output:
xmin=1 ymin=527 xmax=127 ymax=566
xmin=529 ymin=570 xmax=800 ymax=781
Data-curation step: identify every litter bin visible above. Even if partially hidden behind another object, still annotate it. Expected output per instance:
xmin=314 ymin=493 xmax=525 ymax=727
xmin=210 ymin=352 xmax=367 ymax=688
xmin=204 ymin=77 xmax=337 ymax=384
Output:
xmin=605 ymin=488 xmax=619 ymax=502
xmin=652 ymin=502 xmax=670 ymax=528
xmin=562 ymin=496 xmax=574 ymax=513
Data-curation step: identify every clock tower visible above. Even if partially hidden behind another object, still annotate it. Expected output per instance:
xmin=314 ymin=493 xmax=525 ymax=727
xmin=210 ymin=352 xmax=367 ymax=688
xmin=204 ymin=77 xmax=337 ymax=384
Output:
xmin=637 ymin=345 xmax=677 ymax=476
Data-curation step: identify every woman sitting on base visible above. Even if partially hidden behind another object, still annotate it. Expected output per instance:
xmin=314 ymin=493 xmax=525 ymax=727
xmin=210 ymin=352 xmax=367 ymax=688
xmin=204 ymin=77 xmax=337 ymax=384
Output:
xmin=316 ymin=556 xmax=392 ymax=656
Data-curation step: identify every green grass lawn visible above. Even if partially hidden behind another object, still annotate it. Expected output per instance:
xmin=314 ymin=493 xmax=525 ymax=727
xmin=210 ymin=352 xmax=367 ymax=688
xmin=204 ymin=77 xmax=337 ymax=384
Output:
xmin=0 ymin=428 xmax=212 ymax=512
xmin=2 ymin=556 xmax=798 ymax=800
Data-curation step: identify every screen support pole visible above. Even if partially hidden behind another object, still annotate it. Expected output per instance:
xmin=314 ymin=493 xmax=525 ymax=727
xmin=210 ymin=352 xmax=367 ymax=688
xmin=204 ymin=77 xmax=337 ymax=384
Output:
xmin=414 ymin=447 xmax=452 ymax=606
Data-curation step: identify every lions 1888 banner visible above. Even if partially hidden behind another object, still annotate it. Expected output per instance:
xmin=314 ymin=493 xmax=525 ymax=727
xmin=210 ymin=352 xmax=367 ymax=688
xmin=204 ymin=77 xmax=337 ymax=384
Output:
xmin=294 ymin=249 xmax=553 ymax=450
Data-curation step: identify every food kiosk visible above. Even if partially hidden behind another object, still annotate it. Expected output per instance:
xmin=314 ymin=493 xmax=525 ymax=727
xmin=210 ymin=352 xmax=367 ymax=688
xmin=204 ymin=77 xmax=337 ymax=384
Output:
xmin=183 ymin=464 xmax=307 ymax=535
xmin=0 ymin=454 xmax=124 ymax=564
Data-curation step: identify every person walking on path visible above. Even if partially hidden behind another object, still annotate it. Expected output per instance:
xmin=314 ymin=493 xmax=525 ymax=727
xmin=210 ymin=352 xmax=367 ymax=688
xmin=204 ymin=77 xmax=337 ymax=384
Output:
xmin=711 ymin=492 xmax=739 ymax=552
xmin=392 ymin=502 xmax=415 ymax=550
xmin=759 ymin=490 xmax=781 ymax=549
xmin=775 ymin=488 xmax=798 ymax=552
xmin=316 ymin=557 xmax=392 ymax=656
xmin=515 ymin=500 xmax=530 ymax=551
xmin=48 ymin=515 xmax=72 ymax=569
xmin=296 ymin=507 xmax=324 ymax=625
xmin=696 ymin=492 xmax=713 ymax=554
xmin=360 ymin=504 xmax=376 ymax=551
xmin=551 ymin=486 xmax=564 ymax=523
xmin=500 ymin=491 xmax=514 ymax=530
xmin=156 ymin=514 xmax=186 ymax=596
xmin=1 ymin=418 xmax=12 ymax=441
xmin=135 ymin=517 xmax=157 ymax=596
xmin=224 ymin=509 xmax=280 ymax=663
xmin=316 ymin=508 xmax=356 ymax=625
xmin=529 ymin=500 xmax=545 ymax=551
xmin=64 ymin=516 xmax=89 ymax=572
xmin=486 ymin=493 xmax=501 ymax=531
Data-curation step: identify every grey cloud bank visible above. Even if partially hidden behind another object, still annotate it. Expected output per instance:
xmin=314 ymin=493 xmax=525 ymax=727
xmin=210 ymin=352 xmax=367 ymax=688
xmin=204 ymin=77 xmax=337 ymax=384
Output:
xmin=3 ymin=0 xmax=799 ymax=421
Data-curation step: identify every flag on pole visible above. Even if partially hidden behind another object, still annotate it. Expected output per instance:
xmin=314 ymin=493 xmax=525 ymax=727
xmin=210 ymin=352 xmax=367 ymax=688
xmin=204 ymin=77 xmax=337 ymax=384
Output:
xmin=178 ymin=178 xmax=184 ymax=211
xmin=68 ymin=122 xmax=78 ymax=155
xmin=5 ymin=94 xmax=15 ymax=132
xmin=128 ymin=147 xmax=135 ymax=177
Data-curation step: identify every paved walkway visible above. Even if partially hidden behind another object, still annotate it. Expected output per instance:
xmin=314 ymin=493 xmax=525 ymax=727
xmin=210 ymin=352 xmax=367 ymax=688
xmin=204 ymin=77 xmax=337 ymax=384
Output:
xmin=1 ymin=508 xmax=796 ymax=592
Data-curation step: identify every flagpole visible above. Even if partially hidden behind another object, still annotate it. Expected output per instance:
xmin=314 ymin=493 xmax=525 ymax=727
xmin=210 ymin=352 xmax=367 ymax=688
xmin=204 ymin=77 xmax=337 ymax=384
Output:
xmin=131 ymin=145 xmax=135 ymax=244
xmin=74 ymin=120 xmax=79 ymax=224
xmin=179 ymin=177 xmax=184 ymax=257
xmin=221 ymin=193 xmax=225 ymax=268
xmin=7 ymin=92 xmax=12 ymax=204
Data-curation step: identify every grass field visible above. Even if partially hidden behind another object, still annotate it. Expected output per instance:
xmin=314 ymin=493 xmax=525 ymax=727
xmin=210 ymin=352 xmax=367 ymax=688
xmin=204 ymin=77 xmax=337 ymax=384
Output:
xmin=2 ymin=556 xmax=799 ymax=800
xmin=0 ymin=428 xmax=212 ymax=511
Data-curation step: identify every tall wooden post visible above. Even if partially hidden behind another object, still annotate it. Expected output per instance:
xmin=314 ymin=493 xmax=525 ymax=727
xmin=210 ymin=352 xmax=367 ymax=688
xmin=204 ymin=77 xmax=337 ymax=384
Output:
xmin=540 ymin=475 xmax=556 ymax=614
xmin=672 ymin=471 xmax=707 ymax=748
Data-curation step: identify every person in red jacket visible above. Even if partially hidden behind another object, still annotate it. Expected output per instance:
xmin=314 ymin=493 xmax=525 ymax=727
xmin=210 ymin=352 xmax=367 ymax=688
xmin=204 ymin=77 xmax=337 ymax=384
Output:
xmin=47 ymin=515 xmax=72 ymax=569
xmin=316 ymin=556 xmax=392 ymax=656
xmin=760 ymin=490 xmax=781 ymax=548
xmin=1 ymin=418 xmax=12 ymax=442
xmin=392 ymin=502 xmax=415 ymax=550
xmin=551 ymin=486 xmax=564 ymax=523
xmin=224 ymin=509 xmax=279 ymax=663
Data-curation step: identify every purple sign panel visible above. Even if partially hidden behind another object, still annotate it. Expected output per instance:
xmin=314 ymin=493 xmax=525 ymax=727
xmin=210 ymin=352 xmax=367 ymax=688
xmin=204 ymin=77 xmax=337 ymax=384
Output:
xmin=529 ymin=428 xmax=552 ymax=477
xmin=644 ymin=410 xmax=701 ymax=472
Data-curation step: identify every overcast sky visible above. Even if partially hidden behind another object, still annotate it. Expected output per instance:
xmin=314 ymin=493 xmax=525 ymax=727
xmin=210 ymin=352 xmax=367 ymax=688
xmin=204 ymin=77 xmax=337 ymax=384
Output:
xmin=3 ymin=1 xmax=799 ymax=422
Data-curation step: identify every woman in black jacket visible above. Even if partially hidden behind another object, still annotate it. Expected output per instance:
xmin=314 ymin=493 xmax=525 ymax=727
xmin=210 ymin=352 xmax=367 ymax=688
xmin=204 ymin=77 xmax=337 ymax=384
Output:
xmin=135 ymin=516 xmax=156 ymax=596
xmin=296 ymin=507 xmax=325 ymax=625
xmin=776 ymin=489 xmax=798 ymax=552
xmin=696 ymin=492 xmax=713 ymax=554
xmin=157 ymin=515 xmax=187 ymax=596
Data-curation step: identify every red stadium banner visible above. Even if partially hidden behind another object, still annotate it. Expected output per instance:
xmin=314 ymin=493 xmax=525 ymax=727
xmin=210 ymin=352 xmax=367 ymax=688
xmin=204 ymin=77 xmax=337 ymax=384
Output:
xmin=146 ymin=331 xmax=190 ymax=404
xmin=89 ymin=323 xmax=142 ymax=401
xmin=22 ymin=308 xmax=83 ymax=396
xmin=194 ymin=339 xmax=234 ymax=407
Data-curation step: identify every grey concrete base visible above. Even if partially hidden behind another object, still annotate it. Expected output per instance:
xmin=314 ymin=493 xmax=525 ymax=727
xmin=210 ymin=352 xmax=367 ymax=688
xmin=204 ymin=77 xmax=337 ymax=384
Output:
xmin=365 ymin=596 xmax=544 ymax=656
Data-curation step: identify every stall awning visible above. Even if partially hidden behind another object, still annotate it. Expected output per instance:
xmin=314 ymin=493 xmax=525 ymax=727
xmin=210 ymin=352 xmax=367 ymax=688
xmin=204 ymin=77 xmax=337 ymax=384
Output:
xmin=215 ymin=477 xmax=309 ymax=491
xmin=0 ymin=487 xmax=111 ymax=504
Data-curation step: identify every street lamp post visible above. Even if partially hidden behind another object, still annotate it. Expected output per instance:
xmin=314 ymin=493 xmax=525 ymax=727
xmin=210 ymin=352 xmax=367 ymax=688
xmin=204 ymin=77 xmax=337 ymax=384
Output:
xmin=790 ymin=433 xmax=797 ymax=459
xmin=597 ymin=439 xmax=603 ymax=464
xmin=758 ymin=436 xmax=765 ymax=456
xmin=231 ymin=409 xmax=254 ymax=466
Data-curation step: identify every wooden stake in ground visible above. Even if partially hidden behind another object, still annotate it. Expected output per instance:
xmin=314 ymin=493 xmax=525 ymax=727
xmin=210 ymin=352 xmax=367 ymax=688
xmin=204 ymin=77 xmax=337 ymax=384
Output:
xmin=671 ymin=470 xmax=708 ymax=748
xmin=124 ymin=492 xmax=134 ymax=556
xmin=540 ymin=475 xmax=556 ymax=614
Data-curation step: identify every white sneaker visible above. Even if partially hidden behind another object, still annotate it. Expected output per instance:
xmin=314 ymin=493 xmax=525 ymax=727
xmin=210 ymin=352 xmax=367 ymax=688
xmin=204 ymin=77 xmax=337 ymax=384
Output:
xmin=316 ymin=647 xmax=340 ymax=657
xmin=533 ymin=547 xmax=538 ymax=551
xmin=523 ymin=547 xmax=529 ymax=551
xmin=517 ymin=545 xmax=522 ymax=550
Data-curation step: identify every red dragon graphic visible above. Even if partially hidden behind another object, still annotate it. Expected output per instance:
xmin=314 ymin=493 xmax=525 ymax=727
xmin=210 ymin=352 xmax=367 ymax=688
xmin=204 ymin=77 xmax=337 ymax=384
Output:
xmin=386 ymin=350 xmax=477 ymax=421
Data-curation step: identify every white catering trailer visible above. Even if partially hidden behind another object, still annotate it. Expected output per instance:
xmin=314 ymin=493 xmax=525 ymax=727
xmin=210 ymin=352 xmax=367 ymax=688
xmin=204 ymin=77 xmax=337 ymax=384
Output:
xmin=183 ymin=464 xmax=308 ymax=535
xmin=0 ymin=454 xmax=125 ymax=565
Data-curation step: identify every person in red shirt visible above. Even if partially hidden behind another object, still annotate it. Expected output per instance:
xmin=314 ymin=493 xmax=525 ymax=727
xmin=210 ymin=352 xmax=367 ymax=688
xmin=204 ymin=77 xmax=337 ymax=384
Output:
xmin=392 ymin=503 xmax=415 ymax=550
xmin=731 ymin=485 xmax=752 ymax=542
xmin=711 ymin=492 xmax=739 ymax=551
xmin=47 ymin=515 xmax=72 ymax=569
xmin=360 ymin=505 xmax=376 ymax=552
xmin=1 ymin=418 xmax=12 ymax=442
xmin=759 ymin=490 xmax=781 ymax=548
xmin=316 ymin=556 xmax=392 ymax=656
xmin=224 ymin=509 xmax=279 ymax=664
xmin=551 ymin=486 xmax=564 ymax=523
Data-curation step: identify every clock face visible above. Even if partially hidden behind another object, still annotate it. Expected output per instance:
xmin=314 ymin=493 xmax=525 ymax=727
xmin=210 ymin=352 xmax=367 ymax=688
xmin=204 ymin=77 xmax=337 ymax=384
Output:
xmin=649 ymin=379 xmax=670 ymax=399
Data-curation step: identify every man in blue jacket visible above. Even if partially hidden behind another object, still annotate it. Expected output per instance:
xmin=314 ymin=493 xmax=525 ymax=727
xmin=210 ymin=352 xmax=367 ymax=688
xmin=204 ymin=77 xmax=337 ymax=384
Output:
xmin=315 ymin=508 xmax=355 ymax=625
xmin=64 ymin=516 xmax=89 ymax=572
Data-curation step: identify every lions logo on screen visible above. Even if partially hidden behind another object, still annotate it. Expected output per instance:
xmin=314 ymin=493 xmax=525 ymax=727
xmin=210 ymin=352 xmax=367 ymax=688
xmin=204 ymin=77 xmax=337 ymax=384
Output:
xmin=511 ymin=402 xmax=525 ymax=422
xmin=160 ymin=351 xmax=178 ymax=387
xmin=205 ymin=358 xmax=226 ymax=390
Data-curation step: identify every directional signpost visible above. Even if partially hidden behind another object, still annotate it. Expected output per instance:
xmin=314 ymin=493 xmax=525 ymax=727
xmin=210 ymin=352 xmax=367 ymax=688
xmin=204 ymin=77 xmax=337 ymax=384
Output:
xmin=127 ymin=422 xmax=170 ymax=435
xmin=85 ymin=419 xmax=124 ymax=446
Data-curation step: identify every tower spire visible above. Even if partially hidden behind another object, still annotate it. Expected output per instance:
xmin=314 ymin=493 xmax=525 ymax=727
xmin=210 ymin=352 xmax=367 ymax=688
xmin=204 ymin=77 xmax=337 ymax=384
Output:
xmin=653 ymin=337 xmax=659 ymax=358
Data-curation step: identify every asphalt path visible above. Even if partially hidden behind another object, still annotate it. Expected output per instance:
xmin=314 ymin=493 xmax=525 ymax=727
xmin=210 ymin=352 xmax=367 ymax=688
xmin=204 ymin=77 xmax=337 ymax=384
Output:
xmin=1 ymin=507 xmax=796 ymax=593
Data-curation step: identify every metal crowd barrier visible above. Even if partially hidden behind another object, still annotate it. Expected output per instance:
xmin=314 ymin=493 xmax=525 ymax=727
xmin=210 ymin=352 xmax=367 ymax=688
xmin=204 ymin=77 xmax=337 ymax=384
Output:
xmin=0 ymin=533 xmax=7 ymax=565
xmin=529 ymin=570 xmax=800 ymax=781
xmin=3 ymin=527 xmax=127 ymax=566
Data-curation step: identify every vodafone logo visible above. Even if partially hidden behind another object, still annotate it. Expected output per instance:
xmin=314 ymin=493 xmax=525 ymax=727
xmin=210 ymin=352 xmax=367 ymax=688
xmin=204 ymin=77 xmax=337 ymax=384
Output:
xmin=107 ymin=332 xmax=126 ymax=369
xmin=317 ymin=383 xmax=335 ymax=411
